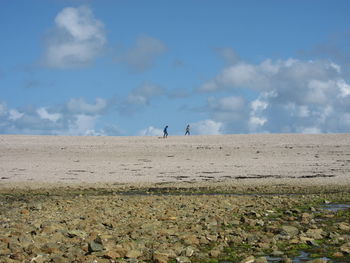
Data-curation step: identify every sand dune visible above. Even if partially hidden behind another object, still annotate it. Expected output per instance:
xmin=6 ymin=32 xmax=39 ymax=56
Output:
xmin=0 ymin=134 xmax=349 ymax=189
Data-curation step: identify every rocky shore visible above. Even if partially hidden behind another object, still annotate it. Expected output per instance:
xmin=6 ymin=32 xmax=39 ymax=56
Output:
xmin=1 ymin=185 xmax=350 ymax=263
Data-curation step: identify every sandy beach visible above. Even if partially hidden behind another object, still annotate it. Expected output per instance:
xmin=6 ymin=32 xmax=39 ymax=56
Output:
xmin=0 ymin=134 xmax=349 ymax=190
xmin=1 ymin=134 xmax=350 ymax=262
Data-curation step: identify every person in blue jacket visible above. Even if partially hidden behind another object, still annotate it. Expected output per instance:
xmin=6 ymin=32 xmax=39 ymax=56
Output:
xmin=163 ymin=125 xmax=168 ymax=138
xmin=185 ymin=124 xmax=190 ymax=135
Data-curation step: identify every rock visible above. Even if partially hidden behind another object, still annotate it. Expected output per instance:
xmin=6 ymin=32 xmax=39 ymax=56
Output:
xmin=280 ymin=225 xmax=299 ymax=237
xmin=51 ymin=256 xmax=66 ymax=263
xmin=305 ymin=229 xmax=323 ymax=239
xmin=30 ymin=255 xmax=48 ymax=263
xmin=256 ymin=220 xmax=265 ymax=226
xmin=209 ymin=249 xmax=221 ymax=257
xmin=255 ymin=257 xmax=268 ymax=263
xmin=153 ymin=252 xmax=169 ymax=263
xmin=126 ymin=249 xmax=142 ymax=259
xmin=104 ymin=251 xmax=121 ymax=259
xmin=20 ymin=209 xmax=30 ymax=215
xmin=338 ymin=222 xmax=350 ymax=231
xmin=88 ymin=237 xmax=104 ymax=252
xmin=182 ymin=235 xmax=199 ymax=246
xmin=306 ymin=239 xmax=319 ymax=247
xmin=306 ymin=259 xmax=328 ymax=263
xmin=184 ymin=247 xmax=195 ymax=257
xmin=332 ymin=252 xmax=344 ymax=257
xmin=340 ymin=242 xmax=350 ymax=254
xmin=272 ymin=250 xmax=284 ymax=256
xmin=113 ymin=244 xmax=128 ymax=258
xmin=176 ymin=256 xmax=191 ymax=263
xmin=239 ymin=256 xmax=255 ymax=263
xmin=40 ymin=242 xmax=61 ymax=254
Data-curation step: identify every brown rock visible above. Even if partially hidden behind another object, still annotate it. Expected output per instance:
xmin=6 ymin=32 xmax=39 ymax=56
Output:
xmin=153 ymin=251 xmax=169 ymax=263
xmin=209 ymin=249 xmax=221 ymax=258
xmin=340 ymin=242 xmax=350 ymax=254
xmin=338 ymin=222 xmax=350 ymax=231
xmin=305 ymin=229 xmax=323 ymax=239
xmin=103 ymin=250 xmax=121 ymax=259
xmin=126 ymin=249 xmax=142 ymax=259
xmin=332 ymin=252 xmax=344 ymax=257
xmin=20 ymin=209 xmax=30 ymax=215
xmin=255 ymin=257 xmax=268 ymax=263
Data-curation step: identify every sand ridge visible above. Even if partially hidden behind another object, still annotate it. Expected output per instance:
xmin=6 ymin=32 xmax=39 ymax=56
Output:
xmin=0 ymin=134 xmax=349 ymax=189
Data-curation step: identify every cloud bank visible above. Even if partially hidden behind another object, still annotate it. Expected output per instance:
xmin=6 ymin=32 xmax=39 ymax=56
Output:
xmin=200 ymin=57 xmax=350 ymax=133
xmin=0 ymin=98 xmax=120 ymax=136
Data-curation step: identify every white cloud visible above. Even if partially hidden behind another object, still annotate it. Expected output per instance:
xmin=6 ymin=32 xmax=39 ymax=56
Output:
xmin=199 ymin=57 xmax=350 ymax=133
xmin=338 ymin=79 xmax=350 ymax=97
xmin=8 ymin=109 xmax=24 ymax=121
xmin=67 ymin=114 xmax=97 ymax=136
xmin=120 ymin=35 xmax=166 ymax=72
xmin=67 ymin=97 xmax=107 ymax=114
xmin=191 ymin=119 xmax=223 ymax=135
xmin=37 ymin=107 xmax=62 ymax=122
xmin=0 ymin=97 xmax=116 ymax=136
xmin=139 ymin=126 xmax=163 ymax=136
xmin=43 ymin=6 xmax=106 ymax=69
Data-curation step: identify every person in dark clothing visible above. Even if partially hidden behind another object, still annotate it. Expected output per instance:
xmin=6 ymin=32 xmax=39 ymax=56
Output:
xmin=163 ymin=125 xmax=168 ymax=138
xmin=185 ymin=124 xmax=190 ymax=135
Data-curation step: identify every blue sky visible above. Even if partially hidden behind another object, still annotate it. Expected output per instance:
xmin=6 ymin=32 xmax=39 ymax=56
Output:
xmin=1 ymin=0 xmax=350 ymax=136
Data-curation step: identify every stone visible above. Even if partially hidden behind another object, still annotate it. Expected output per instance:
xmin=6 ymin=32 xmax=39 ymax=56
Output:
xmin=305 ymin=229 xmax=323 ymax=239
xmin=184 ymin=246 xmax=195 ymax=257
xmin=306 ymin=259 xmax=328 ymax=263
xmin=239 ymin=256 xmax=255 ymax=263
xmin=176 ymin=256 xmax=191 ymax=263
xmin=306 ymin=240 xmax=320 ymax=247
xmin=280 ymin=225 xmax=299 ymax=237
xmin=272 ymin=250 xmax=284 ymax=256
xmin=255 ymin=257 xmax=268 ymax=263
xmin=88 ymin=240 xmax=104 ymax=252
xmin=126 ymin=249 xmax=142 ymax=259
xmin=153 ymin=252 xmax=169 ymax=263
xmin=209 ymin=249 xmax=221 ymax=258
xmin=332 ymin=252 xmax=344 ymax=257
xmin=338 ymin=222 xmax=350 ymax=231
xmin=340 ymin=242 xmax=350 ymax=254
xmin=30 ymin=255 xmax=48 ymax=263
xmin=51 ymin=256 xmax=66 ymax=263
xmin=104 ymin=250 xmax=121 ymax=259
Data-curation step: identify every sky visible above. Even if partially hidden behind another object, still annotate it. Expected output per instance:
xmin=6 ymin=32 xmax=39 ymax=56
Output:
xmin=1 ymin=0 xmax=350 ymax=136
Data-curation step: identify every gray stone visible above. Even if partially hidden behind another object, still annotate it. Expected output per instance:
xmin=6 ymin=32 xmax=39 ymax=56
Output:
xmin=88 ymin=240 xmax=104 ymax=252
xmin=280 ymin=225 xmax=299 ymax=237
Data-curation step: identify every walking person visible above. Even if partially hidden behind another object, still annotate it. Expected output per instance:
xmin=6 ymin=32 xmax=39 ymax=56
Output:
xmin=185 ymin=124 xmax=190 ymax=135
xmin=163 ymin=125 xmax=168 ymax=138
